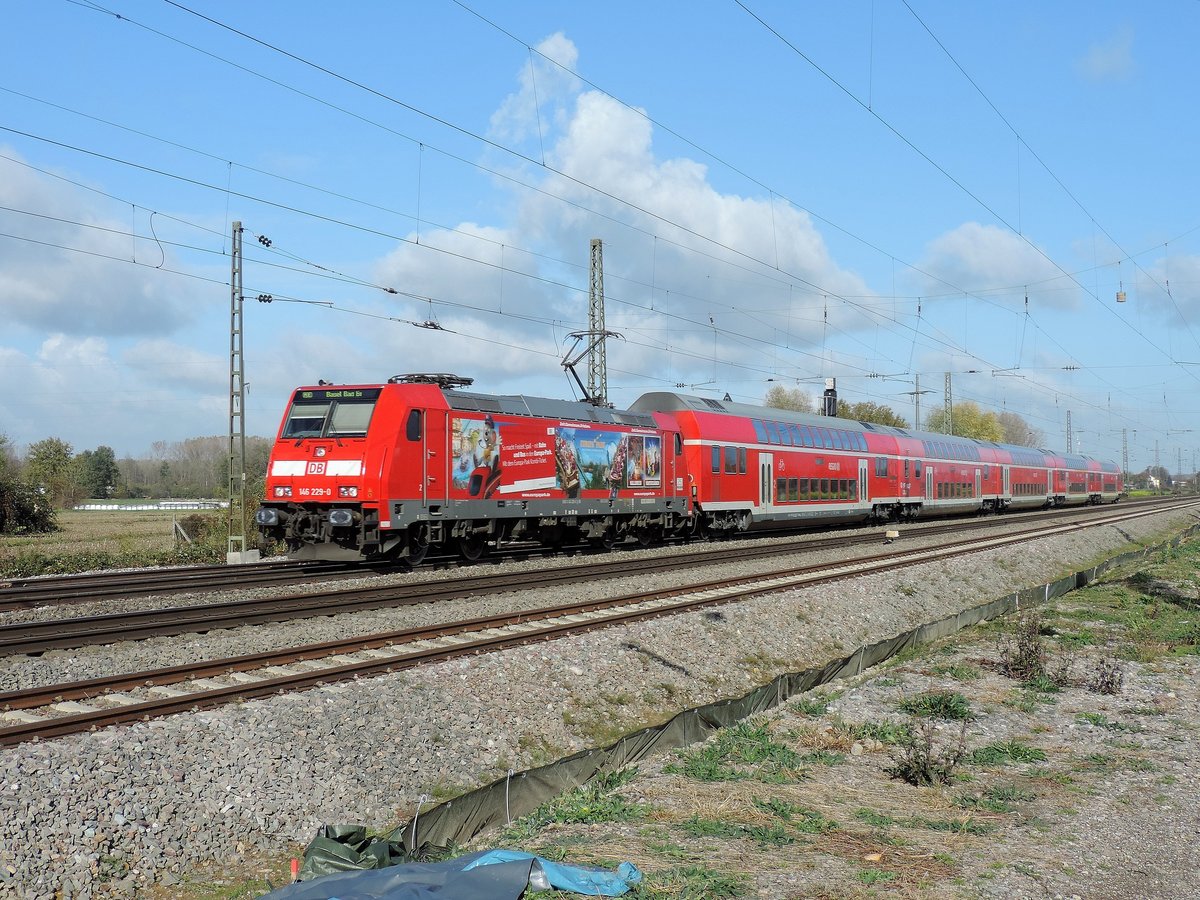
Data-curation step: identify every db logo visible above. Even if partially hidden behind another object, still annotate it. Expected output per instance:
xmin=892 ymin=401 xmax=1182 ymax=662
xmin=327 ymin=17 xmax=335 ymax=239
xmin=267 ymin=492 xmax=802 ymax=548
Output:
xmin=307 ymin=461 xmax=327 ymax=475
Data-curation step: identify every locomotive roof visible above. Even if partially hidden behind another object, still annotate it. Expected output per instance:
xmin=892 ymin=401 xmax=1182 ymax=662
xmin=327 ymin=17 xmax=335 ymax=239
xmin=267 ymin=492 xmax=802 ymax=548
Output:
xmin=444 ymin=389 xmax=659 ymax=429
xmin=630 ymin=391 xmax=1114 ymax=469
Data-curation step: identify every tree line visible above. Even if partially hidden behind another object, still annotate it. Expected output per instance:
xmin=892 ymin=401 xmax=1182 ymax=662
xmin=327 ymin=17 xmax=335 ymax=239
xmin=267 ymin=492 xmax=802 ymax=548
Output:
xmin=0 ymin=434 xmax=273 ymax=534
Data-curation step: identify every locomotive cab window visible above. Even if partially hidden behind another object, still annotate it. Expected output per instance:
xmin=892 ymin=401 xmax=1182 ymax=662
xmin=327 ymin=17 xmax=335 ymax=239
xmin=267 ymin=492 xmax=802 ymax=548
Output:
xmin=405 ymin=409 xmax=422 ymax=441
xmin=282 ymin=402 xmax=329 ymax=439
xmin=282 ymin=392 xmax=379 ymax=440
xmin=328 ymin=401 xmax=375 ymax=437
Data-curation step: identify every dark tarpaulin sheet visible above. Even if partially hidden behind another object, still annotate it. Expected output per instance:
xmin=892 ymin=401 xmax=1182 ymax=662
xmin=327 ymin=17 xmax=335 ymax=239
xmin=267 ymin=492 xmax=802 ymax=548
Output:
xmin=260 ymin=849 xmax=641 ymax=899
xmin=258 ymin=850 xmax=533 ymax=900
xmin=278 ymin=528 xmax=1187 ymax=882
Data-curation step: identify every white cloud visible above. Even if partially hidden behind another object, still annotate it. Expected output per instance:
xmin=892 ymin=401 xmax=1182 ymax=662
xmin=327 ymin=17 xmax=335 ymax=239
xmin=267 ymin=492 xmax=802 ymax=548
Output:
xmin=38 ymin=333 xmax=110 ymax=366
xmin=489 ymin=33 xmax=581 ymax=146
xmin=373 ymin=70 xmax=884 ymax=403
xmin=123 ymin=339 xmax=225 ymax=393
xmin=1076 ymin=25 xmax=1134 ymax=82
xmin=917 ymin=222 xmax=1073 ymax=309
xmin=1136 ymin=252 xmax=1200 ymax=324
xmin=0 ymin=151 xmax=198 ymax=337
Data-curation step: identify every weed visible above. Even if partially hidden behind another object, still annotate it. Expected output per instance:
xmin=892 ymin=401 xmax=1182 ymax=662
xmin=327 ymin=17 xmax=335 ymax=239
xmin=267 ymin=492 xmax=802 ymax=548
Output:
xmin=1055 ymin=629 xmax=1099 ymax=649
xmin=792 ymin=809 xmax=839 ymax=834
xmin=887 ymin=721 xmax=968 ymax=786
xmin=916 ymin=817 xmax=997 ymax=835
xmin=1087 ymin=657 xmax=1125 ymax=694
xmin=851 ymin=720 xmax=913 ymax=745
xmin=1076 ymin=753 xmax=1157 ymax=774
xmin=650 ymin=866 xmax=746 ymax=898
xmin=854 ymin=808 xmax=896 ymax=828
xmin=931 ymin=662 xmax=981 ymax=681
xmin=793 ymin=695 xmax=832 ymax=716
xmin=676 ymin=816 xmax=794 ymax=847
xmin=664 ymin=719 xmax=807 ymax=784
xmin=857 ymin=868 xmax=897 ymax=885
xmin=501 ymin=768 xmax=646 ymax=843
xmin=800 ymin=750 xmax=846 ymax=766
xmin=998 ymin=614 xmax=1046 ymax=678
xmin=1077 ymin=712 xmax=1141 ymax=732
xmin=956 ymin=783 xmax=1036 ymax=813
xmin=968 ymin=740 xmax=1048 ymax=766
xmin=644 ymin=840 xmax=696 ymax=861
xmin=751 ymin=796 xmax=799 ymax=821
xmin=898 ymin=690 xmax=974 ymax=720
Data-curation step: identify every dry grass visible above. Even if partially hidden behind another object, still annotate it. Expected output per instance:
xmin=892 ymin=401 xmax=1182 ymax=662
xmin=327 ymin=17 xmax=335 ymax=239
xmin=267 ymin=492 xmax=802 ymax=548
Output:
xmin=0 ymin=510 xmax=187 ymax=560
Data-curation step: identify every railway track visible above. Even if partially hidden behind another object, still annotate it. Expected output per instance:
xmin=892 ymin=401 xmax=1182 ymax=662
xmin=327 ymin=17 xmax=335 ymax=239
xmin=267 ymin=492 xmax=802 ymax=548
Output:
xmin=0 ymin=496 xmax=1170 ymax=614
xmin=0 ymin=558 xmax=400 ymax=612
xmin=3 ymin=500 xmax=1190 ymax=656
xmin=1 ymin=499 xmax=1192 ymax=747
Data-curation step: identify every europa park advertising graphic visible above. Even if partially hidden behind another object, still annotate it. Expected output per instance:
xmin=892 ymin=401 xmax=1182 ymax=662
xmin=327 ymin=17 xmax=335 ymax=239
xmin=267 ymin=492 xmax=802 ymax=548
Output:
xmin=451 ymin=417 xmax=661 ymax=499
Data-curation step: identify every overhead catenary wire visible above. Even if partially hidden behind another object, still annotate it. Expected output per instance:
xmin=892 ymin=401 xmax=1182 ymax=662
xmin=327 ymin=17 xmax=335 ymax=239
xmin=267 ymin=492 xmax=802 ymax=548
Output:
xmin=11 ymin=2 xmax=1193 ymax=457
xmin=41 ymin=1 xmax=1185 ymax=400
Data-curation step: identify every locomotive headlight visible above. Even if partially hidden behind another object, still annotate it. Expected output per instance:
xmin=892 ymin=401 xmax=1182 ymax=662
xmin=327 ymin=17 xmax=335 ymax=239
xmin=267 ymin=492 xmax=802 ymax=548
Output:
xmin=255 ymin=508 xmax=279 ymax=526
xmin=338 ymin=486 xmax=359 ymax=498
xmin=329 ymin=509 xmax=354 ymax=527
xmin=274 ymin=486 xmax=293 ymax=498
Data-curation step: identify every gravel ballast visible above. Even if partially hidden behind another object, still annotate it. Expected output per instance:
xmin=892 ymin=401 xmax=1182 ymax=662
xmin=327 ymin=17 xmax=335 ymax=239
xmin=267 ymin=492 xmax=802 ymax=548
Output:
xmin=0 ymin=508 xmax=1192 ymax=897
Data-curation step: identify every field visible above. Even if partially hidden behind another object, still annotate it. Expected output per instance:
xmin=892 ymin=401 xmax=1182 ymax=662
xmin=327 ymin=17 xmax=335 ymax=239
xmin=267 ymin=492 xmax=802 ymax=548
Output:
xmin=0 ymin=509 xmax=223 ymax=576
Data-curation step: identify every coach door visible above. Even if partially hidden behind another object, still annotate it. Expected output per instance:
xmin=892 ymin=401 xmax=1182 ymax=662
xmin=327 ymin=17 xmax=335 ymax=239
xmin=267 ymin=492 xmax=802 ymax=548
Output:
xmin=759 ymin=453 xmax=774 ymax=512
xmin=858 ymin=458 xmax=868 ymax=505
xmin=926 ymin=466 xmax=934 ymax=502
xmin=975 ymin=468 xmax=982 ymax=500
xmin=1002 ymin=465 xmax=1011 ymax=496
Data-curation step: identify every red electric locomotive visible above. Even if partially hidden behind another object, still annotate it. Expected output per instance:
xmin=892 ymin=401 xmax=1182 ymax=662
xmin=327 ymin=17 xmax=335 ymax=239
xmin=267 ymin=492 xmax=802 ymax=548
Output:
xmin=255 ymin=374 xmax=694 ymax=562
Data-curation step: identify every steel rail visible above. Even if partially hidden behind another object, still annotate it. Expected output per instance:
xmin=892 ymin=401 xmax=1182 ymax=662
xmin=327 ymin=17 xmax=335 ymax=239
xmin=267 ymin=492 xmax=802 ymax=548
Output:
xmin=0 ymin=497 xmax=1167 ymax=611
xmin=3 ymin=501 xmax=1189 ymax=656
xmin=0 ymin=501 xmax=1189 ymax=747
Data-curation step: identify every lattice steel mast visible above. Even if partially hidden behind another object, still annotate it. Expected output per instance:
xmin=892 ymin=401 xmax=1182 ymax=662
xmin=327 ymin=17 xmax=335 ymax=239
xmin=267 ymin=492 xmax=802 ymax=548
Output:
xmin=588 ymin=238 xmax=608 ymax=405
xmin=227 ymin=221 xmax=248 ymax=561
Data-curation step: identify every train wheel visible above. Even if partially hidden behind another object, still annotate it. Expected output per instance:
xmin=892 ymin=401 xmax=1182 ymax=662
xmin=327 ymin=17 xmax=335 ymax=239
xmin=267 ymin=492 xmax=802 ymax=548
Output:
xmin=406 ymin=536 xmax=430 ymax=567
xmin=457 ymin=533 xmax=488 ymax=562
xmin=588 ymin=529 xmax=617 ymax=551
xmin=636 ymin=527 xmax=660 ymax=548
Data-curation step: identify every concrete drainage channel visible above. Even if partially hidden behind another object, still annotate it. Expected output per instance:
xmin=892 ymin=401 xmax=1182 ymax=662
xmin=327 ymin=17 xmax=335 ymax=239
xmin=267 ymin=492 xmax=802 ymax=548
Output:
xmin=291 ymin=522 xmax=1199 ymax=871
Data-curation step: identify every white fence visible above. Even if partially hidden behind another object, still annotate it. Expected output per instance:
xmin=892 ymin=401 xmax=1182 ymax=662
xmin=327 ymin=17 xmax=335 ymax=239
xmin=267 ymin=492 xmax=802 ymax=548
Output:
xmin=74 ymin=501 xmax=229 ymax=511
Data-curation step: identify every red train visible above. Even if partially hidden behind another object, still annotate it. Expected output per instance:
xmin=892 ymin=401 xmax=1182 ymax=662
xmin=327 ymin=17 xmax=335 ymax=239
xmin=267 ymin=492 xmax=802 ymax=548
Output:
xmin=254 ymin=374 xmax=1123 ymax=562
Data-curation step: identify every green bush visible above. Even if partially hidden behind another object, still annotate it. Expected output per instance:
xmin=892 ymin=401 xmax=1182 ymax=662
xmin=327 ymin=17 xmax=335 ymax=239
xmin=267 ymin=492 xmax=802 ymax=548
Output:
xmin=0 ymin=479 xmax=57 ymax=535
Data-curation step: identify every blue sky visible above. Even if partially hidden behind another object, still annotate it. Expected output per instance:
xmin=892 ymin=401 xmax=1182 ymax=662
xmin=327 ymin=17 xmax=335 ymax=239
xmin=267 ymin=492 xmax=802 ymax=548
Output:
xmin=2 ymin=1 xmax=1198 ymax=475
